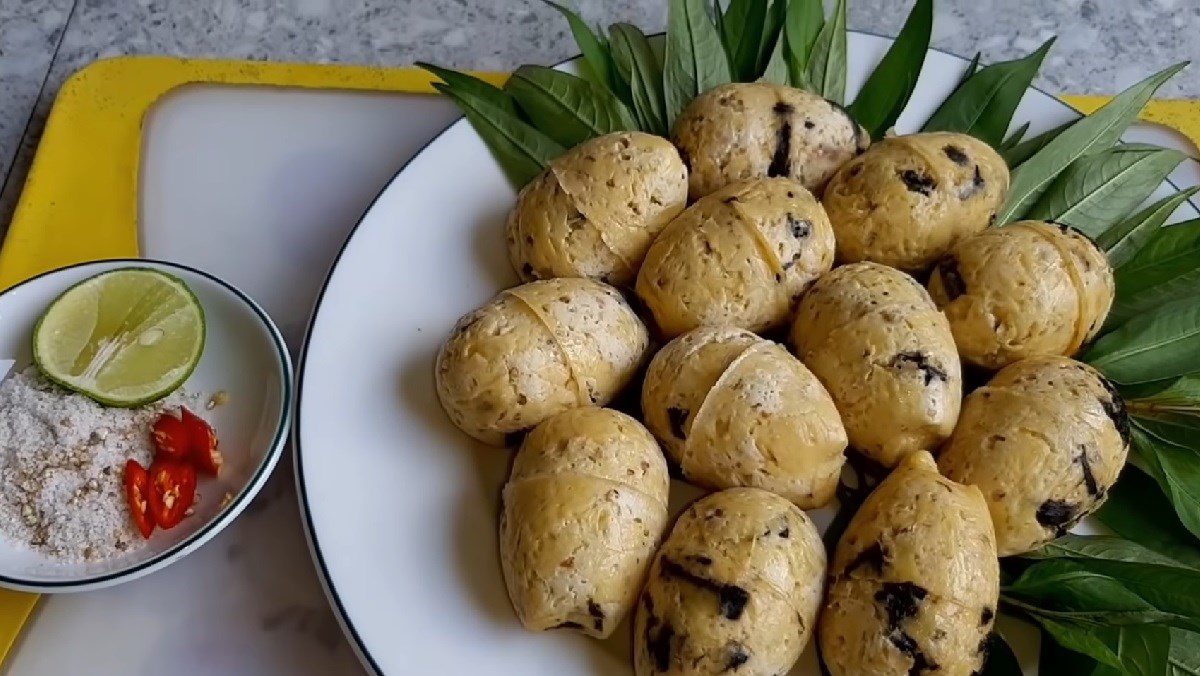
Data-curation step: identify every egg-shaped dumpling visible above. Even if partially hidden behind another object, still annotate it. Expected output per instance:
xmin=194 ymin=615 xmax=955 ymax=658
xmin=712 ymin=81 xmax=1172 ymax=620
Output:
xmin=500 ymin=407 xmax=670 ymax=637
xmin=636 ymin=178 xmax=835 ymax=338
xmin=436 ymin=278 xmax=650 ymax=445
xmin=820 ymin=451 xmax=999 ymax=676
xmin=937 ymin=357 xmax=1130 ymax=556
xmin=642 ymin=326 xmax=847 ymax=508
xmin=672 ymin=82 xmax=869 ymax=200
xmin=823 ymin=132 xmax=1009 ymax=273
xmin=792 ymin=262 xmax=962 ymax=467
xmin=507 ymin=132 xmax=689 ymax=287
xmin=634 ymin=488 xmax=825 ymax=675
xmin=927 ymin=221 xmax=1115 ymax=370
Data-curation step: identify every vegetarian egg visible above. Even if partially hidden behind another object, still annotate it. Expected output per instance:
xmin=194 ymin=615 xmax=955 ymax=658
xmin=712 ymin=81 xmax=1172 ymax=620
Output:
xmin=823 ymin=132 xmax=1009 ymax=273
xmin=937 ymin=356 xmax=1130 ymax=556
xmin=500 ymin=407 xmax=670 ymax=638
xmin=635 ymin=177 xmax=835 ymax=338
xmin=819 ymin=451 xmax=999 ymax=676
xmin=672 ymin=82 xmax=869 ymax=200
xmin=435 ymin=278 xmax=650 ymax=445
xmin=792 ymin=262 xmax=962 ymax=468
xmin=641 ymin=326 xmax=847 ymax=508
xmin=634 ymin=488 xmax=825 ymax=675
xmin=927 ymin=220 xmax=1115 ymax=370
xmin=506 ymin=131 xmax=689 ymax=287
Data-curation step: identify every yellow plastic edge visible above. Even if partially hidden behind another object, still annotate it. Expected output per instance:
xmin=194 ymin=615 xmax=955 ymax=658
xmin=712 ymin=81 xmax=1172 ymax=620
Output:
xmin=0 ymin=56 xmax=507 ymax=291
xmin=1063 ymin=95 xmax=1200 ymax=153
xmin=0 ymin=55 xmax=507 ymax=665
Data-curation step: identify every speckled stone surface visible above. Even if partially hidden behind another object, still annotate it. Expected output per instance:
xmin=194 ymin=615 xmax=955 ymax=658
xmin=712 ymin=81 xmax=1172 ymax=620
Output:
xmin=0 ymin=0 xmax=1196 ymax=216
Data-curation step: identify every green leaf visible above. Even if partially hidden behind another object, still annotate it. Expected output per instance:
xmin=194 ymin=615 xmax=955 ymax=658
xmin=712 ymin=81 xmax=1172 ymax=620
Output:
xmin=805 ymin=0 xmax=847 ymax=103
xmin=1097 ymin=467 xmax=1200 ymax=568
xmin=1034 ymin=615 xmax=1124 ymax=669
xmin=1098 ymin=187 xmax=1200 ymax=267
xmin=959 ymin=51 xmax=982 ymax=85
xmin=1110 ymin=218 xmax=1200 ymax=326
xmin=759 ymin=29 xmax=791 ymax=85
xmin=846 ymin=0 xmax=933 ymax=139
xmin=1039 ymin=628 xmax=1105 ymax=673
xmin=999 ymin=121 xmax=1032 ymax=151
xmin=610 ymin=23 xmax=668 ymax=135
xmin=922 ymin=38 xmax=1054 ymax=147
xmin=663 ymin=0 xmax=733 ymax=128
xmin=1170 ymin=630 xmax=1200 ymax=674
xmin=1130 ymin=374 xmax=1200 ymax=413
xmin=997 ymin=63 xmax=1187 ymax=224
xmin=755 ymin=0 xmax=787 ymax=77
xmin=1131 ymin=423 xmax=1200 ymax=542
xmin=505 ymin=65 xmax=637 ymax=147
xmin=1002 ymin=118 xmax=1074 ymax=167
xmin=541 ymin=1 xmax=615 ymax=92
xmin=980 ymin=632 xmax=1022 ymax=675
xmin=783 ymin=0 xmax=823 ymax=88
xmin=418 ymin=62 xmax=520 ymax=118
xmin=1023 ymin=145 xmax=1186 ymax=238
xmin=1021 ymin=534 xmax=1192 ymax=568
xmin=431 ymin=82 xmax=564 ymax=189
xmin=1007 ymin=563 xmax=1194 ymax=628
xmin=1084 ymin=297 xmax=1200 ymax=384
xmin=721 ymin=0 xmax=769 ymax=80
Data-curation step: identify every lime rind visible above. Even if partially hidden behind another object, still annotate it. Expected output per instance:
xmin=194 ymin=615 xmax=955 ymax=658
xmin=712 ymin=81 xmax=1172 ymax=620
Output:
xmin=33 ymin=267 xmax=206 ymax=407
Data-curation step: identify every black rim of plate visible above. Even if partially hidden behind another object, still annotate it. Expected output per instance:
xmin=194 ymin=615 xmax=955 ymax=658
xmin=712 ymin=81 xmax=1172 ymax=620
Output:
xmin=292 ymin=30 xmax=1200 ymax=676
xmin=0 ymin=257 xmax=293 ymax=589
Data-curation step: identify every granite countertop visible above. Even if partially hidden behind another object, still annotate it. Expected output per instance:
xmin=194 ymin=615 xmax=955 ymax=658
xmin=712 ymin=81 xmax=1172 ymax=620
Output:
xmin=0 ymin=1 xmax=1196 ymax=674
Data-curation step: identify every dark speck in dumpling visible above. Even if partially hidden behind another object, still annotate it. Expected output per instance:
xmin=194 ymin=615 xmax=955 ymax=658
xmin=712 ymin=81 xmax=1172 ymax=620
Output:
xmin=899 ymin=169 xmax=937 ymax=196
xmin=943 ymin=145 xmax=969 ymax=166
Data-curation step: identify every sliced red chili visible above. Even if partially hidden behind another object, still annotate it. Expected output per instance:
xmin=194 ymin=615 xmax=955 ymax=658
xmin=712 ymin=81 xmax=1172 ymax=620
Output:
xmin=150 ymin=411 xmax=190 ymax=463
xmin=181 ymin=407 xmax=223 ymax=476
xmin=123 ymin=459 xmax=154 ymax=539
xmin=147 ymin=460 xmax=196 ymax=529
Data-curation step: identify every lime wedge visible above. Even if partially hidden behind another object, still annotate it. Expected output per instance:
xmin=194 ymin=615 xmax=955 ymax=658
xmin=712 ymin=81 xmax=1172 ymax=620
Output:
xmin=33 ymin=267 xmax=205 ymax=407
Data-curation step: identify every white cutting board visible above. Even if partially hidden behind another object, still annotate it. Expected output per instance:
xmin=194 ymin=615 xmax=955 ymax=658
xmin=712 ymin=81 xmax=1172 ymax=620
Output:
xmin=3 ymin=84 xmax=1197 ymax=676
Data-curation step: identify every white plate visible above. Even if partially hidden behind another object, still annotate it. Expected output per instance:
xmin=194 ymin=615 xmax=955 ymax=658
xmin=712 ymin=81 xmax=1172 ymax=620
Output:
xmin=295 ymin=31 xmax=1200 ymax=674
xmin=0 ymin=258 xmax=292 ymax=592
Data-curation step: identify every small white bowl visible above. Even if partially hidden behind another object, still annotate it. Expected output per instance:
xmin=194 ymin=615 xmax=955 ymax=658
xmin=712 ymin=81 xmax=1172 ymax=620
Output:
xmin=0 ymin=259 xmax=292 ymax=592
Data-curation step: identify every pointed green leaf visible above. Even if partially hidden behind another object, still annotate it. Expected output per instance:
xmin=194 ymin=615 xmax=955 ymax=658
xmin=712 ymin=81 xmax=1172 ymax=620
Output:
xmin=1099 ymin=187 xmax=1200 ymax=267
xmin=1034 ymin=616 xmax=1125 ymax=670
xmin=1097 ymin=468 xmax=1200 ymax=568
xmin=1110 ymin=218 xmax=1200 ymax=326
xmin=1130 ymin=373 xmax=1200 ymax=413
xmin=610 ymin=23 xmax=669 ymax=135
xmin=922 ymin=38 xmax=1054 ymax=146
xmin=783 ymin=0 xmax=823 ymax=87
xmin=754 ymin=0 xmax=787 ymax=77
xmin=760 ymin=29 xmax=791 ymax=85
xmin=959 ymin=51 xmax=981 ymax=85
xmin=1022 ymin=534 xmax=1192 ymax=567
xmin=1002 ymin=118 xmax=1074 ymax=167
xmin=805 ymin=0 xmax=847 ymax=103
xmin=997 ymin=63 xmax=1187 ymax=224
xmin=722 ymin=0 xmax=769 ymax=80
xmin=541 ymin=1 xmax=616 ymax=92
xmin=1085 ymin=296 xmax=1200 ymax=384
xmin=663 ymin=0 xmax=733 ymax=128
xmin=1131 ymin=423 xmax=1200 ymax=542
xmin=505 ymin=65 xmax=637 ymax=147
xmin=846 ymin=0 xmax=932 ymax=139
xmin=432 ymin=82 xmax=564 ymax=189
xmin=418 ymin=62 xmax=519 ymax=118
xmin=1024 ymin=145 xmax=1185 ymax=238
xmin=1000 ymin=121 xmax=1031 ymax=151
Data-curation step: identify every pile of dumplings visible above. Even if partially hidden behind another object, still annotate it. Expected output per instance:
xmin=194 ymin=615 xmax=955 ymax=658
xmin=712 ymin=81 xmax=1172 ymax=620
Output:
xmin=435 ymin=82 xmax=1129 ymax=676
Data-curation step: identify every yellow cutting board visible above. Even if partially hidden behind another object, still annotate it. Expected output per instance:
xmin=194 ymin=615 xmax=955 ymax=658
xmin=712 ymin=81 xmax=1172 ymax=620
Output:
xmin=0 ymin=56 xmax=1194 ymax=666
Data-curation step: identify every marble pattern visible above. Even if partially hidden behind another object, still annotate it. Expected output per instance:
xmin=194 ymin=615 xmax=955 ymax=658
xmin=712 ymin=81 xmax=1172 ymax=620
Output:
xmin=0 ymin=1 xmax=1195 ymax=674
